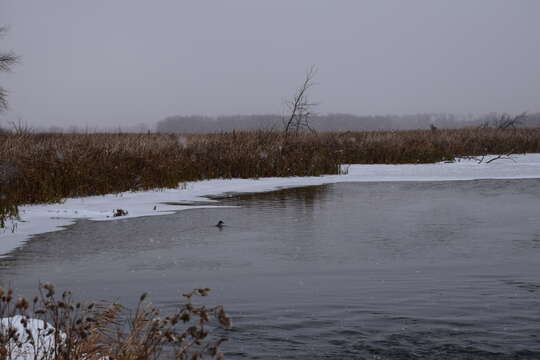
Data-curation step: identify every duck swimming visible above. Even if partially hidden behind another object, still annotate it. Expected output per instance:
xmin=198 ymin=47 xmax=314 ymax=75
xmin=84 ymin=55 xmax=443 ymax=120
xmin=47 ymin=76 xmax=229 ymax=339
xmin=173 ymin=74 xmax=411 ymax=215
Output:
xmin=216 ymin=220 xmax=225 ymax=228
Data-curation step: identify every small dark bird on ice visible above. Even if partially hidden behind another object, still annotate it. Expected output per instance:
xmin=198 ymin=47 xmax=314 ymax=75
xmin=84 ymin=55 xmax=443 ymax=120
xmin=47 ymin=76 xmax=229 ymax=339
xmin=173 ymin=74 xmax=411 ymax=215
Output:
xmin=216 ymin=220 xmax=225 ymax=228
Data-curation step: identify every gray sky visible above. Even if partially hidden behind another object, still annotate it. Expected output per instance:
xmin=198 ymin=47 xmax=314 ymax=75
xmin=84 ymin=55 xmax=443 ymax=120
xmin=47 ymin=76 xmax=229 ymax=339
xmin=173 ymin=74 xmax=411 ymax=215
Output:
xmin=1 ymin=0 xmax=539 ymax=128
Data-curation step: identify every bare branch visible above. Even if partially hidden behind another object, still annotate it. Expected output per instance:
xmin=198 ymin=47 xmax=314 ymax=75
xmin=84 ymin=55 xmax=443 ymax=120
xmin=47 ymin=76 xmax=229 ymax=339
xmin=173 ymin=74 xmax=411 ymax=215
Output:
xmin=0 ymin=52 xmax=19 ymax=72
xmin=485 ymin=149 xmax=516 ymax=164
xmin=0 ymin=26 xmax=19 ymax=113
xmin=0 ymin=87 xmax=7 ymax=112
xmin=283 ymin=65 xmax=318 ymax=136
xmin=495 ymin=112 xmax=527 ymax=129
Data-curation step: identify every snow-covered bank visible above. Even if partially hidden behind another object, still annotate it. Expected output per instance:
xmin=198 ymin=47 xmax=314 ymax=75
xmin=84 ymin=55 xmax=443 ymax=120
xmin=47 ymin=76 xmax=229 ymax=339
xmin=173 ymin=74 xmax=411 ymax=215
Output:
xmin=0 ymin=315 xmax=63 ymax=360
xmin=2 ymin=154 xmax=540 ymax=257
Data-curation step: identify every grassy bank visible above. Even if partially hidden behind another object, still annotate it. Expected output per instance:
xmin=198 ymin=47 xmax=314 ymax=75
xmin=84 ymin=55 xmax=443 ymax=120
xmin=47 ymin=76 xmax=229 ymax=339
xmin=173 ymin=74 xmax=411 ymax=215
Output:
xmin=2 ymin=127 xmax=540 ymax=227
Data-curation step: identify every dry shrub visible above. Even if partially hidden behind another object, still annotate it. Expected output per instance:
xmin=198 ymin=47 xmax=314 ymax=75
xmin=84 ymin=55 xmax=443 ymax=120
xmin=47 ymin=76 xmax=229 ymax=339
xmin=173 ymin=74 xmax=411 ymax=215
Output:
xmin=0 ymin=284 xmax=231 ymax=360
xmin=2 ymin=127 xmax=540 ymax=226
xmin=334 ymin=127 xmax=540 ymax=164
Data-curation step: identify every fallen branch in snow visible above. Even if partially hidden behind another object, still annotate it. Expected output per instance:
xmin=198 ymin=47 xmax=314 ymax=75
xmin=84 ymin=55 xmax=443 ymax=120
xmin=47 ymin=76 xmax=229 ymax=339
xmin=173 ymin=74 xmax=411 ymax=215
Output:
xmin=484 ymin=150 xmax=517 ymax=164
xmin=459 ymin=149 xmax=517 ymax=164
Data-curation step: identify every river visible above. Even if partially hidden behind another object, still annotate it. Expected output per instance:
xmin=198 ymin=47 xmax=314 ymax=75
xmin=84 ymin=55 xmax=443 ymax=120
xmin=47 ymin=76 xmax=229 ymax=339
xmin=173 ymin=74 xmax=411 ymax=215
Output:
xmin=1 ymin=179 xmax=539 ymax=359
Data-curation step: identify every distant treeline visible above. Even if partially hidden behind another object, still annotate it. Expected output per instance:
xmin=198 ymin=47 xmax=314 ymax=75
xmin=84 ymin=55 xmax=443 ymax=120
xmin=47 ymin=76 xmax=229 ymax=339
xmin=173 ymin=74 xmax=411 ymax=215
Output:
xmin=8 ymin=113 xmax=540 ymax=134
xmin=156 ymin=113 xmax=540 ymax=133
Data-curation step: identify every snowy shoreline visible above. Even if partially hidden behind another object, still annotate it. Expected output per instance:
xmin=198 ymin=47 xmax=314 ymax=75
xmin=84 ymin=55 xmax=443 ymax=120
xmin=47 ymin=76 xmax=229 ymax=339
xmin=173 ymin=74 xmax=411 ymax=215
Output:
xmin=2 ymin=154 xmax=540 ymax=257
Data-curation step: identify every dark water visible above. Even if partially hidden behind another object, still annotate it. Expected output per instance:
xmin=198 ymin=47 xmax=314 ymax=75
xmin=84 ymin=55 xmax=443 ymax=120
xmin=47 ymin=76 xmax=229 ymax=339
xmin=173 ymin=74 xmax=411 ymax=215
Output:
xmin=1 ymin=180 xmax=540 ymax=359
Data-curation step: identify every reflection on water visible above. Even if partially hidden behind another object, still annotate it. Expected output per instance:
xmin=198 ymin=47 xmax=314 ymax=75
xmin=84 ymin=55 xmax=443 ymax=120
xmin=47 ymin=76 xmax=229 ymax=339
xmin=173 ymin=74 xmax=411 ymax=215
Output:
xmin=1 ymin=179 xmax=540 ymax=359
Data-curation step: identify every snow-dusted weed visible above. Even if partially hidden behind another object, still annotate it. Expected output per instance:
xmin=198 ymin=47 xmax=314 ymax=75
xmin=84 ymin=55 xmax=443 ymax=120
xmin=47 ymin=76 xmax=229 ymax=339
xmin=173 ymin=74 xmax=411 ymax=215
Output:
xmin=0 ymin=284 xmax=231 ymax=360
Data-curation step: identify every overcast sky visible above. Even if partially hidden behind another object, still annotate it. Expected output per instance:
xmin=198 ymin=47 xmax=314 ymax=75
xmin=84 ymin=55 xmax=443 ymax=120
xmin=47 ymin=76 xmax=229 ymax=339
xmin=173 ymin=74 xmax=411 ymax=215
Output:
xmin=1 ymin=1 xmax=539 ymax=128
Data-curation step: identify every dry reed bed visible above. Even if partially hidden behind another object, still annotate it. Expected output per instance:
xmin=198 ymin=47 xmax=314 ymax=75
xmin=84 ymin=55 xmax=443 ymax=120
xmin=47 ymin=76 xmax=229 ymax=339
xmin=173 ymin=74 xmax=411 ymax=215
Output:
xmin=2 ymin=128 xmax=540 ymax=226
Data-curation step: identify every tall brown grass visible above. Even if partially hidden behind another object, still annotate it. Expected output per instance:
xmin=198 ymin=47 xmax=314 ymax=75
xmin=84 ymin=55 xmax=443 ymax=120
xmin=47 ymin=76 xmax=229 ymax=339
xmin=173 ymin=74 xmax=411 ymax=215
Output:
xmin=0 ymin=283 xmax=231 ymax=360
xmin=2 ymin=128 xmax=540 ymax=227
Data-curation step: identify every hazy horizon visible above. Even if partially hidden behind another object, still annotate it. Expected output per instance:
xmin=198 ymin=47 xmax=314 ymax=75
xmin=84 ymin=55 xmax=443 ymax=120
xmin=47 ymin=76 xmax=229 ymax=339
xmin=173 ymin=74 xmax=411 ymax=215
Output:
xmin=1 ymin=1 xmax=539 ymax=128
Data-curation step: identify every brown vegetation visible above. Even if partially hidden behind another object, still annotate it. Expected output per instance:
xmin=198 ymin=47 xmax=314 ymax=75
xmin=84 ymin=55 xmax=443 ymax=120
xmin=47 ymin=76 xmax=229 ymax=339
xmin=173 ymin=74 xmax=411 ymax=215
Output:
xmin=0 ymin=283 xmax=231 ymax=360
xmin=2 ymin=127 xmax=540 ymax=227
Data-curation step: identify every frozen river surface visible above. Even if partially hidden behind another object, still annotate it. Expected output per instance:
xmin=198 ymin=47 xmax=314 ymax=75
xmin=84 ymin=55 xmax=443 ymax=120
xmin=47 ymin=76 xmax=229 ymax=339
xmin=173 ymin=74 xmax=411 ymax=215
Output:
xmin=1 ymin=179 xmax=540 ymax=359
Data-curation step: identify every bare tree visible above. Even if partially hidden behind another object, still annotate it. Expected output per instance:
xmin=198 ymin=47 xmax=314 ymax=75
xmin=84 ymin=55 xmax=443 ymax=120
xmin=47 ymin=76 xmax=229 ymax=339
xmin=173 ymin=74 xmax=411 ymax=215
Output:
xmin=479 ymin=112 xmax=528 ymax=130
xmin=0 ymin=27 xmax=19 ymax=113
xmin=283 ymin=65 xmax=318 ymax=135
xmin=494 ymin=112 xmax=527 ymax=129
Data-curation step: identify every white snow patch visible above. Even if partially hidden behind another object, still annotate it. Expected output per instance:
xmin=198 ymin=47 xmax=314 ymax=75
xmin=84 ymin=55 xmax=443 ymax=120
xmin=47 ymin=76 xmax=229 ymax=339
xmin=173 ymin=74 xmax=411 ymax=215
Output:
xmin=0 ymin=315 xmax=64 ymax=360
xmin=2 ymin=154 xmax=540 ymax=257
